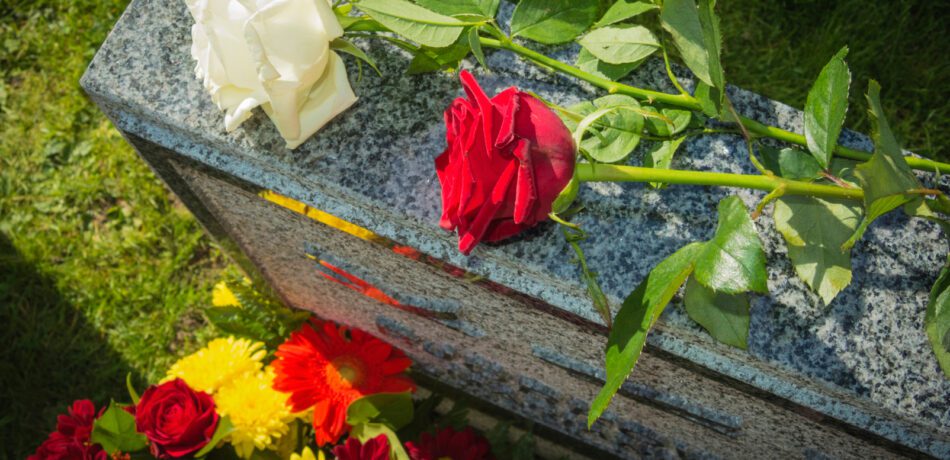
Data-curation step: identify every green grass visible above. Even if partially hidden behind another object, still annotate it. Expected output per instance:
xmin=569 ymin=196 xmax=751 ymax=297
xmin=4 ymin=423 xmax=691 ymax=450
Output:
xmin=0 ymin=0 xmax=221 ymax=456
xmin=0 ymin=0 xmax=945 ymax=458
xmin=719 ymin=0 xmax=949 ymax=160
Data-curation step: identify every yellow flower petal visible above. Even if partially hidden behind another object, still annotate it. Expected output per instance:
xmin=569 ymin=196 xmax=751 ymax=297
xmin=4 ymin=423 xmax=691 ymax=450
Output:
xmin=212 ymin=281 xmax=241 ymax=308
xmin=216 ymin=367 xmax=297 ymax=459
xmin=164 ymin=336 xmax=266 ymax=394
xmin=290 ymin=446 xmax=319 ymax=460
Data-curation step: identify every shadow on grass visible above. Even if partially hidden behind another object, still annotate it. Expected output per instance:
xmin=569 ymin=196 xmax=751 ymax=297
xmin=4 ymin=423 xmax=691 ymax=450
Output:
xmin=0 ymin=232 xmax=143 ymax=459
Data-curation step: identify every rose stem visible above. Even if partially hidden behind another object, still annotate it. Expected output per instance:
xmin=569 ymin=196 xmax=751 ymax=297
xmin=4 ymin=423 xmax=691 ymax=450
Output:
xmin=477 ymin=37 xmax=950 ymax=175
xmin=575 ymin=163 xmax=865 ymax=201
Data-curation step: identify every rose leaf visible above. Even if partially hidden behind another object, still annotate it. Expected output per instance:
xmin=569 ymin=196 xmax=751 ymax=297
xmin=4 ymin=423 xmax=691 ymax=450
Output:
xmin=588 ymin=242 xmax=704 ymax=427
xmin=694 ymin=196 xmax=768 ymax=295
xmin=511 ymin=0 xmax=600 ymax=45
xmin=804 ymin=47 xmax=851 ymax=169
xmin=356 ymin=0 xmax=465 ymax=48
xmin=684 ymin=276 xmax=750 ymax=349
xmin=90 ymin=401 xmax=147 ymax=455
xmin=774 ymin=195 xmax=861 ymax=305
xmin=844 ymin=80 xmax=922 ymax=249
xmin=577 ymin=25 xmax=660 ymax=65
xmin=927 ymin=256 xmax=950 ymax=378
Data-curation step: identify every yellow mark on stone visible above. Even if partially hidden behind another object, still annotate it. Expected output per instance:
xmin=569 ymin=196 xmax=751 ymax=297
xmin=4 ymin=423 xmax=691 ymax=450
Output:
xmin=259 ymin=191 xmax=383 ymax=243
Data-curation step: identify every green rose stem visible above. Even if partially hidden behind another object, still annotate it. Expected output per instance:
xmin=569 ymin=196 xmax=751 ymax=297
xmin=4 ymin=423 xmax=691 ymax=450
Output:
xmin=477 ymin=37 xmax=950 ymax=175
xmin=574 ymin=164 xmax=865 ymax=201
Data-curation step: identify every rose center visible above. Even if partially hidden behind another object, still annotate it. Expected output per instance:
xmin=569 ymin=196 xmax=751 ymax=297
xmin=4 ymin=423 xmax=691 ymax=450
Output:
xmin=327 ymin=356 xmax=366 ymax=389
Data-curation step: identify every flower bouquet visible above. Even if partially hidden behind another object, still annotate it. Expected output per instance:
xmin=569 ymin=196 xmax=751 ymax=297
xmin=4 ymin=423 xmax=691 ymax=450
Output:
xmin=29 ymin=280 xmax=524 ymax=460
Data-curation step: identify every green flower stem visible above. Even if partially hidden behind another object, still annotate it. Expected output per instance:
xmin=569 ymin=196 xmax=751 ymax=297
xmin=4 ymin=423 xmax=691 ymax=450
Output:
xmin=478 ymin=37 xmax=950 ymax=175
xmin=575 ymin=164 xmax=865 ymax=201
xmin=478 ymin=38 xmax=698 ymax=109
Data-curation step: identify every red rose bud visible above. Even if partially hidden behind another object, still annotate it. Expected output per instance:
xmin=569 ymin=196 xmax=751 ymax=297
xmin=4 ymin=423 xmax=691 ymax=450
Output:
xmin=134 ymin=379 xmax=219 ymax=459
xmin=436 ymin=70 xmax=576 ymax=254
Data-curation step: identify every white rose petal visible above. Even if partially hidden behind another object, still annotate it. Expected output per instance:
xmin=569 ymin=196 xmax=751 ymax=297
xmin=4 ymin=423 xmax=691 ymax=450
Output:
xmin=184 ymin=0 xmax=357 ymax=149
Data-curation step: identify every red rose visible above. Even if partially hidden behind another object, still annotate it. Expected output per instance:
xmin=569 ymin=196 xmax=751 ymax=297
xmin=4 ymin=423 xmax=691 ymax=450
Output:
xmin=29 ymin=400 xmax=107 ymax=460
xmin=134 ymin=378 xmax=219 ymax=458
xmin=332 ymin=434 xmax=391 ymax=460
xmin=405 ymin=426 xmax=494 ymax=460
xmin=436 ymin=70 xmax=576 ymax=254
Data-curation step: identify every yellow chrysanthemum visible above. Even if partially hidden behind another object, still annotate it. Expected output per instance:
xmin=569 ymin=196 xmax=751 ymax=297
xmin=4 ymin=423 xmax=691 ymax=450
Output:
xmin=215 ymin=367 xmax=297 ymax=459
xmin=164 ymin=337 xmax=266 ymax=394
xmin=290 ymin=447 xmax=325 ymax=460
xmin=212 ymin=281 xmax=241 ymax=308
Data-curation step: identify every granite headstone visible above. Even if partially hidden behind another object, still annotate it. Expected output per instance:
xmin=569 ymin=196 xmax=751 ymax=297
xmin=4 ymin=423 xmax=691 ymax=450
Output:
xmin=82 ymin=1 xmax=949 ymax=458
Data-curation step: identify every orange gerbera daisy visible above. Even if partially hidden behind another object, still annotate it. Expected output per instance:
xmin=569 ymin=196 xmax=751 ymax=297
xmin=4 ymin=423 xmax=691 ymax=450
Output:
xmin=272 ymin=318 xmax=415 ymax=446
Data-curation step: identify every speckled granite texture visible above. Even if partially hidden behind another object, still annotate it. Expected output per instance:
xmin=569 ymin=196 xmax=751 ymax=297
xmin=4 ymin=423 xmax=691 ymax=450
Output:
xmin=82 ymin=0 xmax=948 ymax=456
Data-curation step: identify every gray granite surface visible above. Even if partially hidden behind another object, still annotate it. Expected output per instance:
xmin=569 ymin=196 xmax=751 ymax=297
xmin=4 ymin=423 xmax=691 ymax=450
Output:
xmin=82 ymin=0 xmax=949 ymax=454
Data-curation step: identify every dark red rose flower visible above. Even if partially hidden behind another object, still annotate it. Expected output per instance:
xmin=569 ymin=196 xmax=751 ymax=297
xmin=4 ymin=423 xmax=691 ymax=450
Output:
xmin=134 ymin=378 xmax=219 ymax=458
xmin=332 ymin=434 xmax=391 ymax=460
xmin=405 ymin=426 xmax=494 ymax=460
xmin=29 ymin=399 xmax=108 ymax=460
xmin=436 ymin=70 xmax=576 ymax=254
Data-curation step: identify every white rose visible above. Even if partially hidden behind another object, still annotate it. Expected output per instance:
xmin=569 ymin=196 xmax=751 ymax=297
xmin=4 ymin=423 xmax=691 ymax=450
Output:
xmin=185 ymin=0 xmax=357 ymax=149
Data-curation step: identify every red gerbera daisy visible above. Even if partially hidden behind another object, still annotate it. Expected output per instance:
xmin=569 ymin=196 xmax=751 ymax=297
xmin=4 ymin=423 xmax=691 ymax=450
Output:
xmin=272 ymin=318 xmax=415 ymax=446
xmin=405 ymin=427 xmax=494 ymax=460
xmin=333 ymin=434 xmax=391 ymax=460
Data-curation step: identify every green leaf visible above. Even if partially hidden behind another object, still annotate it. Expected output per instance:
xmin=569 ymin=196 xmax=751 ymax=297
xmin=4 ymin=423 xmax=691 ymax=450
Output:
xmin=331 ymin=38 xmax=382 ymax=76
xmin=693 ymin=81 xmax=723 ymax=117
xmin=248 ymin=450 xmax=283 ymax=460
xmin=683 ymin=277 xmax=750 ymax=349
xmin=485 ymin=422 xmax=535 ymax=460
xmin=593 ymin=0 xmax=658 ymax=28
xmin=643 ymin=107 xmax=691 ymax=136
xmin=333 ymin=5 xmax=363 ymax=30
xmin=126 ymin=373 xmax=140 ymax=405
xmin=90 ymin=401 xmax=147 ymax=454
xmin=643 ymin=137 xmax=687 ymax=188
xmin=346 ymin=392 xmax=414 ymax=431
xmin=510 ymin=431 xmax=536 ymax=460
xmin=467 ymin=27 xmax=488 ymax=69
xmin=660 ymin=0 xmax=723 ymax=89
xmin=414 ymin=0 xmax=500 ymax=17
xmin=510 ymin=0 xmax=600 ymax=44
xmin=577 ymin=24 xmax=660 ymax=65
xmin=408 ymin=52 xmax=443 ymax=74
xmin=588 ymin=242 xmax=704 ymax=427
xmin=575 ymin=48 xmax=643 ymax=81
xmin=759 ymin=146 xmax=822 ymax=182
xmin=696 ymin=0 xmax=724 ymax=88
xmin=828 ymin=157 xmax=861 ymax=187
xmin=355 ymin=0 xmax=466 ymax=48
xmin=205 ymin=306 xmax=271 ymax=342
xmin=773 ymin=195 xmax=861 ymax=305
xmin=694 ymin=196 xmax=768 ymax=294
xmin=844 ymin=81 xmax=921 ymax=249
xmin=904 ymin=198 xmax=950 ymax=236
xmin=551 ymin=177 xmax=580 ymax=214
xmin=804 ymin=47 xmax=851 ymax=169
xmin=569 ymin=95 xmax=645 ymax=163
xmin=351 ymin=423 xmax=409 ymax=460
xmin=926 ymin=256 xmax=950 ymax=378
xmin=195 ymin=416 xmax=235 ymax=458
xmin=407 ymin=35 xmax=472 ymax=74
